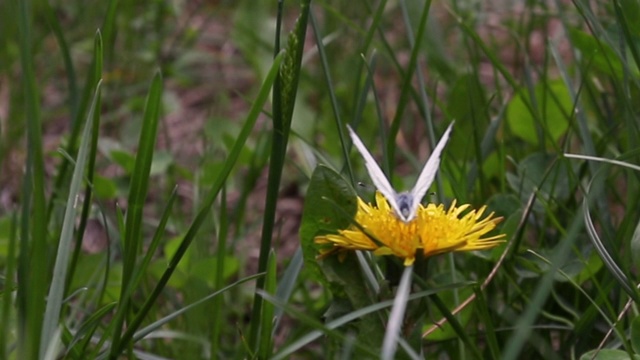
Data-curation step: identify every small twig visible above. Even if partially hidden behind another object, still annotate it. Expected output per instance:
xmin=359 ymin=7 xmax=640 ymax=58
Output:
xmin=592 ymin=283 xmax=640 ymax=360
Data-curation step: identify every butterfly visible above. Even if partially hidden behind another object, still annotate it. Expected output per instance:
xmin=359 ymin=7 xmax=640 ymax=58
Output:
xmin=347 ymin=122 xmax=454 ymax=223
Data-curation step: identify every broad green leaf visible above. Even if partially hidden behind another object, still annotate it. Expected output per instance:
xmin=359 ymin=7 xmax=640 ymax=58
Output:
xmin=572 ymin=247 xmax=604 ymax=285
xmin=109 ymin=149 xmax=136 ymax=173
xmin=163 ymin=235 xmax=190 ymax=272
xmin=149 ymin=151 xmax=173 ymax=176
xmin=299 ymin=165 xmax=357 ymax=286
xmin=319 ymin=252 xmax=385 ymax=350
xmin=299 ymin=165 xmax=384 ymax=348
xmin=552 ymin=246 xmax=604 ymax=284
xmin=190 ymin=257 xmax=240 ymax=286
xmin=506 ymin=80 xmax=572 ymax=147
xmin=70 ymin=253 xmax=122 ymax=304
xmin=579 ymin=349 xmax=640 ymax=360
xmin=93 ymin=175 xmax=117 ymax=199
xmin=569 ymin=28 xmax=638 ymax=78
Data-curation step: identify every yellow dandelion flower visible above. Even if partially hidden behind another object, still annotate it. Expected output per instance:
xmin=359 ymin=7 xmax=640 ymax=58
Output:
xmin=315 ymin=192 xmax=506 ymax=266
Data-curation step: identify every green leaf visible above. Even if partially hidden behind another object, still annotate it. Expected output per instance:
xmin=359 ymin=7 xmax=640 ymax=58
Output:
xmin=163 ymin=235 xmax=191 ymax=272
xmin=299 ymin=165 xmax=357 ymax=286
xmin=190 ymin=257 xmax=240 ymax=286
xmin=506 ymin=79 xmax=572 ymax=147
xmin=579 ymin=349 xmax=640 ymax=360
xmin=158 ymin=233 xmax=240 ymax=288
xmin=571 ymin=248 xmax=604 ymax=285
xmin=69 ymin=253 xmax=122 ymax=304
xmin=299 ymin=165 xmax=385 ymax=349
xmin=109 ymin=149 xmax=136 ymax=173
xmin=93 ymin=175 xmax=117 ymax=199
xmin=149 ymin=150 xmax=173 ymax=175
xmin=569 ymin=28 xmax=638 ymax=78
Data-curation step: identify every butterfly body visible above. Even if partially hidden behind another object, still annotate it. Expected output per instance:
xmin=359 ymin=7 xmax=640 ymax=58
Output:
xmin=347 ymin=123 xmax=454 ymax=223
xmin=395 ymin=192 xmax=414 ymax=221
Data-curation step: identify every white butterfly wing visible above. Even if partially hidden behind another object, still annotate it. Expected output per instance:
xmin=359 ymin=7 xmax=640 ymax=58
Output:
xmin=408 ymin=122 xmax=454 ymax=217
xmin=347 ymin=125 xmax=403 ymax=216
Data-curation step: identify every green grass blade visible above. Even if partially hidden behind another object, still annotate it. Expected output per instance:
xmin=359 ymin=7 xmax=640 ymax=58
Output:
xmin=258 ymin=250 xmax=277 ymax=358
xmin=42 ymin=0 xmax=77 ymax=116
xmin=101 ymin=0 xmax=119 ymax=59
xmin=17 ymin=0 xmax=48 ymax=357
xmin=68 ymin=302 xmax=118 ymax=356
xmin=128 ymin=186 xmax=178 ymax=294
xmin=66 ymin=30 xmax=103 ymax=294
xmin=249 ymin=1 xmax=310 ymax=349
xmin=122 ymin=71 xmax=163 ymax=286
xmin=211 ymin=186 xmax=229 ymax=357
xmin=473 ymin=287 xmax=501 ymax=359
xmin=109 ymin=71 xmax=163 ymax=355
xmin=46 ymin=29 xmax=103 ymax=222
xmin=106 ymin=187 xmax=177 ymax=354
xmin=40 ymin=82 xmax=102 ymax=356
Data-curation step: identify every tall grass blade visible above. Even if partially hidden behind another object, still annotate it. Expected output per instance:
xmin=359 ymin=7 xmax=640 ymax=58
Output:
xmin=40 ymin=82 xmax=102 ymax=357
xmin=17 ymin=0 xmax=48 ymax=357
xmin=249 ymin=0 xmax=310 ymax=349
xmin=66 ymin=30 xmax=103 ymax=295
xmin=47 ymin=29 xmax=103 ymax=221
xmin=210 ymin=186 xmax=229 ymax=357
xmin=258 ymin=250 xmax=277 ymax=358
xmin=109 ymin=71 xmax=164 ymax=355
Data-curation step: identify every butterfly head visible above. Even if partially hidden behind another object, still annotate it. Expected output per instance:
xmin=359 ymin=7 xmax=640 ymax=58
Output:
xmin=395 ymin=192 xmax=414 ymax=222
